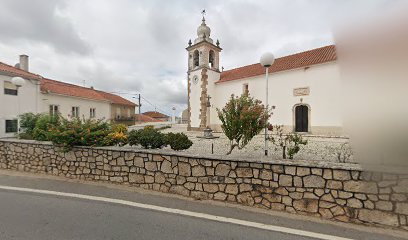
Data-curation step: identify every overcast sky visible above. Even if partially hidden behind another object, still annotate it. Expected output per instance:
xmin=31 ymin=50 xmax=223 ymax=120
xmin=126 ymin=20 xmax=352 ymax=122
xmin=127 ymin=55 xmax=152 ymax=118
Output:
xmin=0 ymin=0 xmax=395 ymax=116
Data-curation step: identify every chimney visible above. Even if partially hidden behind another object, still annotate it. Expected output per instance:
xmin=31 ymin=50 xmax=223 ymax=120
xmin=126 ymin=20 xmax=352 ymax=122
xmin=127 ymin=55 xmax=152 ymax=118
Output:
xmin=19 ymin=55 xmax=29 ymax=71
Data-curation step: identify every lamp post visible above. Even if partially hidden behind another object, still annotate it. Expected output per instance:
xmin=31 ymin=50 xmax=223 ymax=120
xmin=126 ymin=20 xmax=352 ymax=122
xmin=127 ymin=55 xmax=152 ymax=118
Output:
xmin=260 ymin=52 xmax=275 ymax=156
xmin=11 ymin=77 xmax=26 ymax=135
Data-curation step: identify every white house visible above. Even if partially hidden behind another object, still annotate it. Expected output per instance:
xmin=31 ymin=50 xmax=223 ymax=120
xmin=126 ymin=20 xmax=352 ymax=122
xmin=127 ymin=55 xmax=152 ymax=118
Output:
xmin=0 ymin=55 xmax=41 ymax=138
xmin=187 ymin=17 xmax=342 ymax=136
xmin=0 ymin=55 xmax=137 ymax=138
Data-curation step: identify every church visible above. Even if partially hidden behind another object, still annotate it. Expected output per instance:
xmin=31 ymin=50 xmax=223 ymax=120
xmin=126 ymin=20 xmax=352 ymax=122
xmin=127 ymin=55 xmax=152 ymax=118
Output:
xmin=186 ymin=16 xmax=342 ymax=136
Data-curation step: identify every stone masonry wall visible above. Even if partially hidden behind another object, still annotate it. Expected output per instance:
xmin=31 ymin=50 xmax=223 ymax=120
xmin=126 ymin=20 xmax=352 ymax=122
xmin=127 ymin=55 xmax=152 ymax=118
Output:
xmin=0 ymin=139 xmax=407 ymax=230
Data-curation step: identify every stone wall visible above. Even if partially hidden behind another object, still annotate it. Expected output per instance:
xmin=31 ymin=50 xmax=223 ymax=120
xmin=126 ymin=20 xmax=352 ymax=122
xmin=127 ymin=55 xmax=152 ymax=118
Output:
xmin=0 ymin=139 xmax=407 ymax=230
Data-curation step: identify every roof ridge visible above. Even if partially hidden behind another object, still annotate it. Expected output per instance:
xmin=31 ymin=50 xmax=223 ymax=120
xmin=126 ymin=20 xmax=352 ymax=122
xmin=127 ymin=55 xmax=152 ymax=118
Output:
xmin=222 ymin=44 xmax=335 ymax=73
xmin=0 ymin=61 xmax=42 ymax=78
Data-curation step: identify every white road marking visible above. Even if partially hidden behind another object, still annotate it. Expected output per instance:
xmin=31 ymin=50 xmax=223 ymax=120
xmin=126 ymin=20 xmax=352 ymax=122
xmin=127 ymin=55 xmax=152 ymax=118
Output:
xmin=0 ymin=185 xmax=354 ymax=240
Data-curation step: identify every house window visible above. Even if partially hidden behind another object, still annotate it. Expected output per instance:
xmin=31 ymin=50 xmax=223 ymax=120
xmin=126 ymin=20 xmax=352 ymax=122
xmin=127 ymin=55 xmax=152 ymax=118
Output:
xmin=71 ymin=107 xmax=80 ymax=118
xmin=49 ymin=105 xmax=59 ymax=116
xmin=5 ymin=119 xmax=18 ymax=133
xmin=90 ymin=108 xmax=96 ymax=118
xmin=127 ymin=108 xmax=131 ymax=118
xmin=4 ymin=81 xmax=18 ymax=96
xmin=243 ymin=84 xmax=249 ymax=96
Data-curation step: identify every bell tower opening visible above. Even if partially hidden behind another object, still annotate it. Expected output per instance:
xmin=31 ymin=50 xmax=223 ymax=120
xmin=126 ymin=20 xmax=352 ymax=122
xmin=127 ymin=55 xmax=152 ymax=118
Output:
xmin=193 ymin=50 xmax=199 ymax=67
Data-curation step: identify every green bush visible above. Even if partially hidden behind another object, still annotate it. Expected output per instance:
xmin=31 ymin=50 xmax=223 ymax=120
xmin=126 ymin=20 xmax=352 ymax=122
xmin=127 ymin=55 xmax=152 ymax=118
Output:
xmin=165 ymin=132 xmax=192 ymax=151
xmin=19 ymin=113 xmax=41 ymax=139
xmin=32 ymin=114 xmax=59 ymax=141
xmin=128 ymin=128 xmax=166 ymax=149
xmin=48 ymin=118 xmax=112 ymax=151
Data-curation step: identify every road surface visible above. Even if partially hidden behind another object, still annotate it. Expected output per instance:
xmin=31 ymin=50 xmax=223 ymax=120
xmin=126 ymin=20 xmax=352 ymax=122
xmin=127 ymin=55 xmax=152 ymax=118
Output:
xmin=0 ymin=170 xmax=406 ymax=240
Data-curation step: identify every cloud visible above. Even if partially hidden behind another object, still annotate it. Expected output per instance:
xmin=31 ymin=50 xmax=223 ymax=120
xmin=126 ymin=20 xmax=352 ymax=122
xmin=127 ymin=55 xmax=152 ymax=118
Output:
xmin=0 ymin=0 xmax=91 ymax=55
xmin=0 ymin=0 xmax=394 ymax=115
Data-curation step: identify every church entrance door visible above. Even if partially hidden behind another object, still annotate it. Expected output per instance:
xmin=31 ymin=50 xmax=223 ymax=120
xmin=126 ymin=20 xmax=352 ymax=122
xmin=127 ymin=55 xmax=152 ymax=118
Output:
xmin=295 ymin=105 xmax=308 ymax=132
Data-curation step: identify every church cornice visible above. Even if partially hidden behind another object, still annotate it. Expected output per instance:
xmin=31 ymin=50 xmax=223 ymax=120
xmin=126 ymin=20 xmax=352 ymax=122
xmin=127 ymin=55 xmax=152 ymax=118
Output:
xmin=186 ymin=39 xmax=222 ymax=51
xmin=187 ymin=66 xmax=221 ymax=74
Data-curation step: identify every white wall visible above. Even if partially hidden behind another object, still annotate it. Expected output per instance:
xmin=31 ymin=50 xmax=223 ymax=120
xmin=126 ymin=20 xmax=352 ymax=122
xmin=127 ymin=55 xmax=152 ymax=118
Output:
xmin=189 ymin=69 xmax=202 ymax=128
xmin=41 ymin=93 xmax=111 ymax=121
xmin=208 ymin=62 xmax=343 ymax=133
xmin=0 ymin=75 xmax=41 ymax=138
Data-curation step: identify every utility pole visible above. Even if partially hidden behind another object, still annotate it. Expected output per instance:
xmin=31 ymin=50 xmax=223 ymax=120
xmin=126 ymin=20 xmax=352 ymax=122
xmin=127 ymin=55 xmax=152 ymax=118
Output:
xmin=138 ymin=94 xmax=141 ymax=115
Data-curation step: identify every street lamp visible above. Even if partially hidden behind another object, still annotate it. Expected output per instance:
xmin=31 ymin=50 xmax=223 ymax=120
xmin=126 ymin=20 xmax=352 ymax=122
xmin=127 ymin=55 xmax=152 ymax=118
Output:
xmin=260 ymin=52 xmax=275 ymax=156
xmin=11 ymin=77 xmax=26 ymax=135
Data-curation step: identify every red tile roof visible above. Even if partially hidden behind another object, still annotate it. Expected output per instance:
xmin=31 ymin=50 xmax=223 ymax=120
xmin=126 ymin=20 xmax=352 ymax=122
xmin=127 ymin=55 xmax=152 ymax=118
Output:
xmin=0 ymin=61 xmax=41 ymax=80
xmin=97 ymin=91 xmax=137 ymax=107
xmin=143 ymin=111 xmax=170 ymax=119
xmin=41 ymin=78 xmax=136 ymax=106
xmin=134 ymin=114 xmax=163 ymax=123
xmin=1 ymin=59 xmax=136 ymax=106
xmin=217 ymin=45 xmax=336 ymax=83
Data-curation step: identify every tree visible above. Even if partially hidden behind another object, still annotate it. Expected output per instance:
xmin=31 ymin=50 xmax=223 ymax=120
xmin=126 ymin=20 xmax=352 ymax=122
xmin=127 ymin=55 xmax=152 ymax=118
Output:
xmin=269 ymin=125 xmax=308 ymax=159
xmin=217 ymin=94 xmax=270 ymax=155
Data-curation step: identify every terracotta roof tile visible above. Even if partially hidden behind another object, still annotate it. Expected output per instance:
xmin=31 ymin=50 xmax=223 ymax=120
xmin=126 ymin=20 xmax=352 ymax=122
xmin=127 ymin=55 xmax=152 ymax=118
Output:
xmin=97 ymin=91 xmax=137 ymax=107
xmin=135 ymin=114 xmax=163 ymax=123
xmin=0 ymin=61 xmax=41 ymax=80
xmin=0 ymin=59 xmax=136 ymax=106
xmin=217 ymin=45 xmax=336 ymax=83
xmin=143 ymin=111 xmax=170 ymax=119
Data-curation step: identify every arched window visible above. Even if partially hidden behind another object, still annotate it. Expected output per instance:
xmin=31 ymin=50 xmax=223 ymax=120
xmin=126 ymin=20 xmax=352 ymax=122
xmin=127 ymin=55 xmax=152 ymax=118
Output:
xmin=193 ymin=50 xmax=199 ymax=67
xmin=294 ymin=105 xmax=309 ymax=132
xmin=209 ymin=50 xmax=215 ymax=68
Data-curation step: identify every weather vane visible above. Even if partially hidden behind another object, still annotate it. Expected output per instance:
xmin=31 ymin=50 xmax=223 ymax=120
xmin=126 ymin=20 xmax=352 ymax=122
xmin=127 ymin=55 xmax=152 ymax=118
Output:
xmin=201 ymin=9 xmax=206 ymax=19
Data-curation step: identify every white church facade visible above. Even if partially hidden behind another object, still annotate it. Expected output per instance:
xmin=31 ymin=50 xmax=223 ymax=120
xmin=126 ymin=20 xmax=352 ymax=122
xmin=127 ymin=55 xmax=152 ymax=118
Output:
xmin=187 ymin=17 xmax=343 ymax=136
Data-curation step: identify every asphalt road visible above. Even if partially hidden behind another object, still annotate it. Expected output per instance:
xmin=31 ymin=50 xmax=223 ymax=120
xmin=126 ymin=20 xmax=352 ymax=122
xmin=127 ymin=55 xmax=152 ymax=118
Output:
xmin=0 ymin=171 xmax=406 ymax=240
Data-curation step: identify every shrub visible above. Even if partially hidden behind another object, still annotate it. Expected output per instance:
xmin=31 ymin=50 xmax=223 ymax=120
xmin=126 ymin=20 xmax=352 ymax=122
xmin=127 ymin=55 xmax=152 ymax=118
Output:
xmin=48 ymin=118 xmax=112 ymax=151
xmin=19 ymin=113 xmax=41 ymax=139
xmin=143 ymin=125 xmax=154 ymax=130
xmin=217 ymin=94 xmax=270 ymax=155
xmin=165 ymin=132 xmax=192 ymax=151
xmin=269 ymin=125 xmax=308 ymax=159
xmin=128 ymin=128 xmax=166 ymax=149
xmin=104 ymin=124 xmax=128 ymax=146
xmin=32 ymin=114 xmax=59 ymax=141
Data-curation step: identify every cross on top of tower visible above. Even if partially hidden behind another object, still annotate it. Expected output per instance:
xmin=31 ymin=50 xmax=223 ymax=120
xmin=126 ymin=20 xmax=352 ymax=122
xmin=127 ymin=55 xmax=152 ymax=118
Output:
xmin=201 ymin=9 xmax=206 ymax=21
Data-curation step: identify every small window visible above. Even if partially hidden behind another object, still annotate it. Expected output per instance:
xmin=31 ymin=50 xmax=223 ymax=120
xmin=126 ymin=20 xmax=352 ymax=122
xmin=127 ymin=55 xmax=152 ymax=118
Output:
xmin=243 ymin=84 xmax=249 ymax=96
xmin=90 ymin=108 xmax=96 ymax=118
xmin=4 ymin=81 xmax=18 ymax=96
xmin=5 ymin=119 xmax=18 ymax=133
xmin=127 ymin=108 xmax=131 ymax=118
xmin=49 ymin=105 xmax=59 ymax=116
xmin=71 ymin=107 xmax=80 ymax=118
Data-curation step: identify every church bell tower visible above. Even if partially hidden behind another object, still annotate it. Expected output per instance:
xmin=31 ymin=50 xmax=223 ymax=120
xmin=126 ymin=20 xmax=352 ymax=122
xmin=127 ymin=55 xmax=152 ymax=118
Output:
xmin=186 ymin=12 xmax=222 ymax=131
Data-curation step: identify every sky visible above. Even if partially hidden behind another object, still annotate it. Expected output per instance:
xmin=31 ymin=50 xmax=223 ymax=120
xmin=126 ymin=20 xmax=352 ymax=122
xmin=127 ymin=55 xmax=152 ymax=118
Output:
xmin=0 ymin=0 xmax=395 ymax=116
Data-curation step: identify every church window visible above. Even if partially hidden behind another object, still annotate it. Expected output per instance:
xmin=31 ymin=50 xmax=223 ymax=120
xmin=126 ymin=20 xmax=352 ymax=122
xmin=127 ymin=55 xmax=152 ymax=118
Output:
xmin=243 ymin=84 xmax=249 ymax=96
xmin=193 ymin=50 xmax=199 ymax=67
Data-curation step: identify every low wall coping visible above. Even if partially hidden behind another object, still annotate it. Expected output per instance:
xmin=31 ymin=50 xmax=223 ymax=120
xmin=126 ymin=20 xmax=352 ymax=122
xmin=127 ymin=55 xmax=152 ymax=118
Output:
xmin=0 ymin=138 xmax=363 ymax=171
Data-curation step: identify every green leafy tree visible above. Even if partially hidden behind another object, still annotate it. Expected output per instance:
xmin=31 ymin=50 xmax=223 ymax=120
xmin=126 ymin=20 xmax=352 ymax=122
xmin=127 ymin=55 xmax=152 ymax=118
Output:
xmin=217 ymin=94 xmax=270 ymax=155
xmin=269 ymin=125 xmax=308 ymax=159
